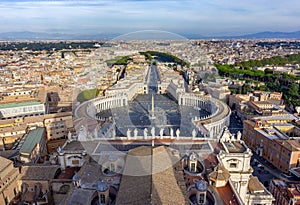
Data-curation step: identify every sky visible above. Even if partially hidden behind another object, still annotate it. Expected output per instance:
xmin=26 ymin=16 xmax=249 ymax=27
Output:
xmin=1 ymin=0 xmax=300 ymax=36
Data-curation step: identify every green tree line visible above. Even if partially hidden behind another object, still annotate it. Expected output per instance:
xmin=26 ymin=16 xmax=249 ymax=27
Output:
xmin=215 ymin=64 xmax=300 ymax=106
xmin=139 ymin=51 xmax=190 ymax=67
xmin=0 ymin=42 xmax=101 ymax=51
xmin=238 ymin=53 xmax=300 ymax=69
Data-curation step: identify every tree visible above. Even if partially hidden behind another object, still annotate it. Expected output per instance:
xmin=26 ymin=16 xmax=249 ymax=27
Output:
xmin=242 ymin=84 xmax=251 ymax=94
xmin=264 ymin=68 xmax=273 ymax=75
xmin=288 ymin=83 xmax=300 ymax=98
xmin=273 ymin=79 xmax=281 ymax=92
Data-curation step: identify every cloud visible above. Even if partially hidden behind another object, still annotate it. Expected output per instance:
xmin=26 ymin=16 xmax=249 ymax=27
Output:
xmin=0 ymin=0 xmax=300 ymax=35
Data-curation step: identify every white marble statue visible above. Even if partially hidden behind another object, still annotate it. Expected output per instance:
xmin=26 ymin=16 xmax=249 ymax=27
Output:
xmin=160 ymin=128 xmax=164 ymax=139
xmin=112 ymin=128 xmax=116 ymax=138
xmin=176 ymin=129 xmax=180 ymax=139
xmin=151 ymin=127 xmax=155 ymax=138
xmin=220 ymin=127 xmax=231 ymax=142
xmin=127 ymin=129 xmax=131 ymax=138
xmin=231 ymin=132 xmax=235 ymax=141
xmin=170 ymin=128 xmax=174 ymax=138
xmin=78 ymin=125 xmax=87 ymax=141
xmin=237 ymin=131 xmax=242 ymax=141
xmin=134 ymin=128 xmax=138 ymax=138
xmin=144 ymin=128 xmax=148 ymax=139
xmin=192 ymin=129 xmax=197 ymax=138
xmin=68 ymin=131 xmax=72 ymax=141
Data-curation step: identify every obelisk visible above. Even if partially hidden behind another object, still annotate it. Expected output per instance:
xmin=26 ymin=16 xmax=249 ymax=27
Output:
xmin=150 ymin=94 xmax=156 ymax=120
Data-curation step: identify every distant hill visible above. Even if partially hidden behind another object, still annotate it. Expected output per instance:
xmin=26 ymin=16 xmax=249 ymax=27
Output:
xmin=0 ymin=31 xmax=119 ymax=41
xmin=185 ymin=31 xmax=300 ymax=40
xmin=1 ymin=30 xmax=300 ymax=41
xmin=229 ymin=31 xmax=300 ymax=39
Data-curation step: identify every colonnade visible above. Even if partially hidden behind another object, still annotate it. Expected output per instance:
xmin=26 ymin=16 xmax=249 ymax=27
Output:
xmin=178 ymin=93 xmax=219 ymax=115
xmin=92 ymin=94 xmax=128 ymax=113
xmin=94 ymin=98 xmax=127 ymax=112
xmin=178 ymin=93 xmax=231 ymax=139
xmin=203 ymin=116 xmax=230 ymax=139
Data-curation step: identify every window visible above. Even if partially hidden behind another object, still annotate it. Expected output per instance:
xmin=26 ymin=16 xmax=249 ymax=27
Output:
xmin=72 ymin=160 xmax=79 ymax=165
xmin=230 ymin=163 xmax=237 ymax=168
xmin=190 ymin=162 xmax=196 ymax=172
xmin=198 ymin=193 xmax=205 ymax=204
xmin=100 ymin=194 xmax=105 ymax=204
xmin=110 ymin=163 xmax=115 ymax=172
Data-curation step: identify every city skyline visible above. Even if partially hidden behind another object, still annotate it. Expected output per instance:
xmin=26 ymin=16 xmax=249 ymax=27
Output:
xmin=1 ymin=0 xmax=300 ymax=37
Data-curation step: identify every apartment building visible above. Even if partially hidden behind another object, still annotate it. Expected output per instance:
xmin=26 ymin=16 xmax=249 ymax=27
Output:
xmin=44 ymin=112 xmax=74 ymax=152
xmin=270 ymin=180 xmax=300 ymax=205
xmin=243 ymin=120 xmax=300 ymax=173
xmin=0 ymin=156 xmax=20 ymax=205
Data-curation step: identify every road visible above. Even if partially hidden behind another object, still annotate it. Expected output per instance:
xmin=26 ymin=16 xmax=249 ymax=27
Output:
xmin=146 ymin=65 xmax=160 ymax=94
xmin=228 ymin=114 xmax=243 ymax=135
xmin=251 ymin=152 xmax=298 ymax=183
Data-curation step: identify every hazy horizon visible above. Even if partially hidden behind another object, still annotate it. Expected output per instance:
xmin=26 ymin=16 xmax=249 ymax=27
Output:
xmin=1 ymin=0 xmax=300 ymax=37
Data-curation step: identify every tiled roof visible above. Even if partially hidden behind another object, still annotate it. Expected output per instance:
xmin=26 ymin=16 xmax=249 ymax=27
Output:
xmin=115 ymin=146 xmax=189 ymax=205
xmin=248 ymin=176 xmax=265 ymax=194
xmin=0 ymin=156 xmax=12 ymax=173
xmin=21 ymin=165 xmax=60 ymax=180
xmin=209 ymin=164 xmax=230 ymax=182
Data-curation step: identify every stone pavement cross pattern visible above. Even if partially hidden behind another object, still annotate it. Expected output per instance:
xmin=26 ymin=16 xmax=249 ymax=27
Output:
xmin=111 ymin=94 xmax=210 ymax=137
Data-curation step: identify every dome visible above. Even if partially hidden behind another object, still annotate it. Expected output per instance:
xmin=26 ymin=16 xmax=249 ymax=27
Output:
xmin=108 ymin=155 xmax=118 ymax=162
xmin=97 ymin=180 xmax=109 ymax=192
xmin=195 ymin=180 xmax=207 ymax=192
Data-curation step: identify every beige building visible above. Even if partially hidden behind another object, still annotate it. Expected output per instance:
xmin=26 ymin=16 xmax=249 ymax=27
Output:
xmin=18 ymin=165 xmax=60 ymax=205
xmin=0 ymin=156 xmax=19 ymax=205
xmin=204 ymin=82 xmax=231 ymax=100
xmin=228 ymin=91 xmax=284 ymax=118
xmin=0 ymin=111 xmax=74 ymax=153
xmin=57 ymin=138 xmax=88 ymax=171
xmin=243 ymin=120 xmax=300 ymax=173
xmin=44 ymin=112 xmax=74 ymax=152
xmin=270 ymin=179 xmax=300 ymax=205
